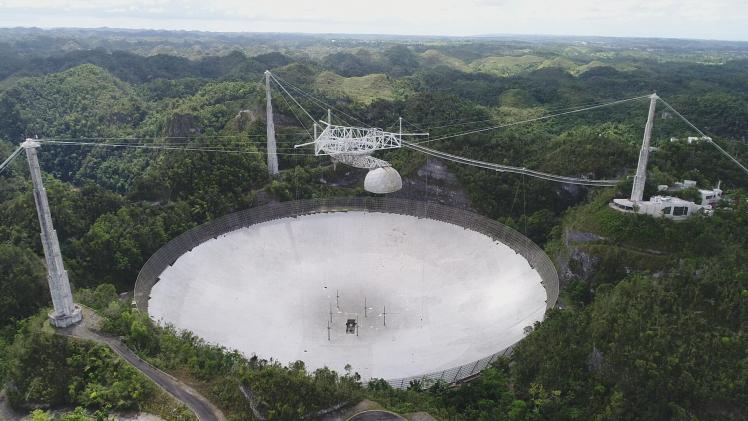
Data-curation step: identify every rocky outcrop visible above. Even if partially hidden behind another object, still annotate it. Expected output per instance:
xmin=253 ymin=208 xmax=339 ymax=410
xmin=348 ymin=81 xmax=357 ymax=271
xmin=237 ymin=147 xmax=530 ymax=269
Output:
xmin=165 ymin=113 xmax=201 ymax=138
xmin=233 ymin=106 xmax=266 ymax=131
xmin=392 ymin=158 xmax=473 ymax=210
xmin=555 ymin=229 xmax=605 ymax=285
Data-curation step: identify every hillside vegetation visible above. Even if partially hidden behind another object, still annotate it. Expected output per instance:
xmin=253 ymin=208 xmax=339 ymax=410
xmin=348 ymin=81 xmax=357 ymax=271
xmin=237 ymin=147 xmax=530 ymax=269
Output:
xmin=1 ymin=30 xmax=747 ymax=420
xmin=314 ymin=71 xmax=399 ymax=104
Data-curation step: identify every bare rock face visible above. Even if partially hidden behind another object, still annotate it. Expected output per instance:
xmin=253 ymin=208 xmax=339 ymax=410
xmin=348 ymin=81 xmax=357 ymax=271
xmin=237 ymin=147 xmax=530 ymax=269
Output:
xmin=165 ymin=113 xmax=201 ymax=138
xmin=392 ymin=158 xmax=473 ymax=210
xmin=233 ymin=101 xmax=315 ymax=134
xmin=566 ymin=246 xmax=598 ymax=282
xmin=234 ymin=109 xmax=261 ymax=131
xmin=555 ymin=229 xmax=603 ymax=283
xmin=565 ymin=230 xmax=605 ymax=244
xmin=586 ymin=346 xmax=604 ymax=373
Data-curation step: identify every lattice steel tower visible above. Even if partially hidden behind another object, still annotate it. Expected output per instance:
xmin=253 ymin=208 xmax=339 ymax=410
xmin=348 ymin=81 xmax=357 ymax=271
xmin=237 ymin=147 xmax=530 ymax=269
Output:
xmin=22 ymin=138 xmax=82 ymax=328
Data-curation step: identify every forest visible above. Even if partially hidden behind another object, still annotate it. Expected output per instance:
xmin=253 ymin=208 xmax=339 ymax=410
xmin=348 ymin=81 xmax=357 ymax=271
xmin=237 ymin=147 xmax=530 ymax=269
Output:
xmin=0 ymin=28 xmax=747 ymax=420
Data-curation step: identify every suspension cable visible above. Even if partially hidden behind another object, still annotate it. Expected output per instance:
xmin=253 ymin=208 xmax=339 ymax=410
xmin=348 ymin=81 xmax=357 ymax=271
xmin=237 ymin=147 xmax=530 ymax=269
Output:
xmin=657 ymin=97 xmax=748 ymax=176
xmin=269 ymin=73 xmax=372 ymax=128
xmin=411 ymin=95 xmax=650 ymax=145
xmin=404 ymin=141 xmax=620 ymax=186
xmin=273 ymin=81 xmax=314 ymax=139
xmin=36 ymin=138 xmax=312 ymax=151
xmin=37 ymin=140 xmax=315 ymax=156
xmin=422 ymin=96 xmax=648 ymax=131
xmin=269 ymin=72 xmax=360 ymax=129
xmin=262 ymin=76 xmax=635 ymax=186
xmin=401 ymin=117 xmax=426 ymax=132
xmin=39 ymin=133 xmax=309 ymax=142
xmin=0 ymin=146 xmax=24 ymax=176
xmin=267 ymin=73 xmax=317 ymax=124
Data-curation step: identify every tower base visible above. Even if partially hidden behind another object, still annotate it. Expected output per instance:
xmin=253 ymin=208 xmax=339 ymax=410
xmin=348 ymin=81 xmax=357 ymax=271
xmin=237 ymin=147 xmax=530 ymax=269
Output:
xmin=49 ymin=305 xmax=83 ymax=328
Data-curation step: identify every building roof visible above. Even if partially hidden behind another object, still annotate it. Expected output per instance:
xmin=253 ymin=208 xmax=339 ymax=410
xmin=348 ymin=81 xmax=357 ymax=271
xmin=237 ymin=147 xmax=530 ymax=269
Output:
xmin=648 ymin=195 xmax=695 ymax=206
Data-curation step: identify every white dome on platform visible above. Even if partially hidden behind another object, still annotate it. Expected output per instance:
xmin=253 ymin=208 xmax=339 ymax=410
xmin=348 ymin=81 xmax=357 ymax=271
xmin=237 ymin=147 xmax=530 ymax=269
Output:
xmin=364 ymin=167 xmax=402 ymax=194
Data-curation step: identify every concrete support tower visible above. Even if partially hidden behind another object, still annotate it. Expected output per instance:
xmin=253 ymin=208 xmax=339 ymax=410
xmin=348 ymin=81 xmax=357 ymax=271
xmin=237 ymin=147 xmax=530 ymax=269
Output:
xmin=630 ymin=93 xmax=658 ymax=202
xmin=22 ymin=139 xmax=82 ymax=328
xmin=265 ymin=71 xmax=279 ymax=177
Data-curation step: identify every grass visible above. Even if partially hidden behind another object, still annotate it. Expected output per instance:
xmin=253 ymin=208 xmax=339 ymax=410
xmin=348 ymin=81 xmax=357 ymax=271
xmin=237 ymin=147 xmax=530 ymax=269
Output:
xmin=575 ymin=60 xmax=608 ymax=75
xmin=563 ymin=189 xmax=618 ymax=235
xmin=30 ymin=313 xmax=198 ymax=421
xmin=153 ymin=366 xmax=254 ymax=421
xmin=469 ymin=55 xmax=545 ymax=76
xmin=314 ymin=71 xmax=397 ymax=104
xmin=498 ymin=88 xmax=539 ymax=108
xmin=538 ymin=56 xmax=579 ymax=72
xmin=140 ymin=387 xmax=197 ymax=421
xmin=557 ymin=189 xmax=680 ymax=284
xmin=580 ymin=243 xmax=673 ymax=273
xmin=418 ymin=49 xmax=470 ymax=72
xmin=467 ymin=54 xmax=625 ymax=77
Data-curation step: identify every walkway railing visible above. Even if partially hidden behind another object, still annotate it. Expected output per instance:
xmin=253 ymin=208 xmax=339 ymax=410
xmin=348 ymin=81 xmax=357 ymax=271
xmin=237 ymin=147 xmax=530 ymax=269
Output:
xmin=134 ymin=197 xmax=559 ymax=388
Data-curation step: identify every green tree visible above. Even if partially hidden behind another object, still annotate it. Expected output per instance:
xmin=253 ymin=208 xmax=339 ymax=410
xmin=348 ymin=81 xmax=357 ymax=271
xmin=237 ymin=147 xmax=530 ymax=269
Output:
xmin=0 ymin=244 xmax=48 ymax=327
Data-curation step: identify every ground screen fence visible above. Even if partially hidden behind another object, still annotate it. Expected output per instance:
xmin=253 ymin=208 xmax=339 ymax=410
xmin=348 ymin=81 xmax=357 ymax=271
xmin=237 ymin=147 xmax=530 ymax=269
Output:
xmin=134 ymin=197 xmax=559 ymax=388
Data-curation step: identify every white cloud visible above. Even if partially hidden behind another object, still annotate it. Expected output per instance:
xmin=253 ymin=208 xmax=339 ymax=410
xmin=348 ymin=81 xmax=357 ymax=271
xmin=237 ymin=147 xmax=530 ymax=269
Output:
xmin=0 ymin=0 xmax=747 ymax=40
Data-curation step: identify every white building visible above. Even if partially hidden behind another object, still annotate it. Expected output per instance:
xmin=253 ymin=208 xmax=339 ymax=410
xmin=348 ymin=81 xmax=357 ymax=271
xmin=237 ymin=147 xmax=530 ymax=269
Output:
xmin=699 ymin=187 xmax=723 ymax=206
xmin=669 ymin=136 xmax=711 ymax=144
xmin=669 ymin=179 xmax=698 ymax=190
xmin=610 ymin=95 xmax=721 ymax=221
xmin=611 ymin=196 xmax=705 ymax=221
xmin=665 ymin=179 xmax=723 ymax=206
xmin=613 ymin=180 xmax=723 ymax=220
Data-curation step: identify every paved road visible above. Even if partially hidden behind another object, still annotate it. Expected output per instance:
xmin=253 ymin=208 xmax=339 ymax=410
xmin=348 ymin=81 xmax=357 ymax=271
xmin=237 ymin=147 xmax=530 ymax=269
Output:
xmin=347 ymin=410 xmax=406 ymax=421
xmin=58 ymin=309 xmax=226 ymax=421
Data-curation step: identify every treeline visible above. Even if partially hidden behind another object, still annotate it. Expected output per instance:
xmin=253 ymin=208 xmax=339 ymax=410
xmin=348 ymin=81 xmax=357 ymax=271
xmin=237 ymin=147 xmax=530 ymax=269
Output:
xmin=0 ymin=48 xmax=293 ymax=83
xmin=507 ymin=194 xmax=748 ymax=420
xmin=366 ymin=196 xmax=748 ymax=420
xmin=91 ymin=286 xmax=361 ymax=420
xmin=1 ymin=33 xmax=748 ymax=420
xmin=2 ymin=311 xmax=195 ymax=420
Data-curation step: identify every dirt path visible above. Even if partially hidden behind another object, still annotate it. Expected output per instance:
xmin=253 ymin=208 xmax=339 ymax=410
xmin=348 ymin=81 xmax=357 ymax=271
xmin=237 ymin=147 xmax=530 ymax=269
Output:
xmin=58 ymin=308 xmax=226 ymax=421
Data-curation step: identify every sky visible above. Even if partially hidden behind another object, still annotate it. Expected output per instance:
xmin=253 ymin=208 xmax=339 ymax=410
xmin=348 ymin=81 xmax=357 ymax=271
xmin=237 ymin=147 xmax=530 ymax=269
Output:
xmin=1 ymin=0 xmax=747 ymax=41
